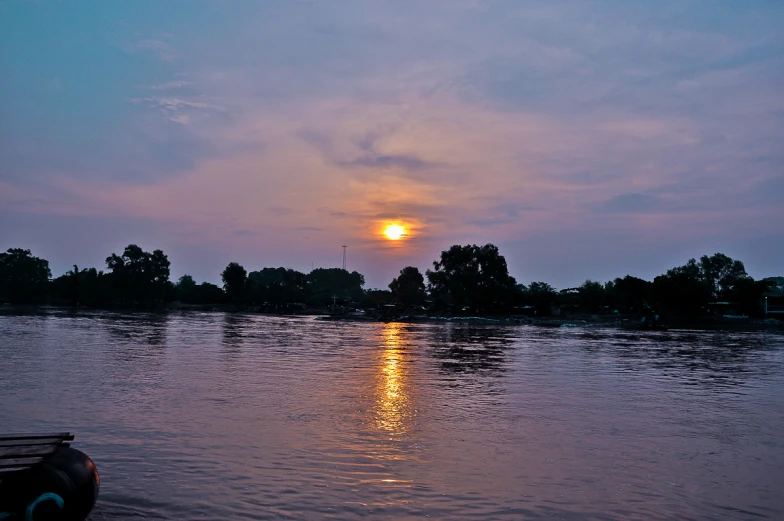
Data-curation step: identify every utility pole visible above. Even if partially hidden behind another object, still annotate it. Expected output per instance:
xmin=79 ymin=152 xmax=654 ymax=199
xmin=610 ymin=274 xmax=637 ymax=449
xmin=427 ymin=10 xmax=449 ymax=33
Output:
xmin=342 ymin=245 xmax=347 ymax=271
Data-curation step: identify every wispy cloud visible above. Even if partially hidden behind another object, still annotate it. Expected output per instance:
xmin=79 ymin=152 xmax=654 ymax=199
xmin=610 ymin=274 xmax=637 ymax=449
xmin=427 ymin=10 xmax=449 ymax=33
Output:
xmin=122 ymin=38 xmax=177 ymax=62
xmin=595 ymin=193 xmax=664 ymax=214
xmin=129 ymin=96 xmax=226 ymax=125
xmin=143 ymin=80 xmax=190 ymax=91
xmin=466 ymin=217 xmax=518 ymax=228
xmin=338 ymin=153 xmax=436 ymax=171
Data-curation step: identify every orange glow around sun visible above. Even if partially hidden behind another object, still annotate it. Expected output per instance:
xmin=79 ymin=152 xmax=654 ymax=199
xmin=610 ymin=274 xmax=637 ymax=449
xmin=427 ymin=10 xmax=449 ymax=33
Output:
xmin=383 ymin=224 xmax=406 ymax=240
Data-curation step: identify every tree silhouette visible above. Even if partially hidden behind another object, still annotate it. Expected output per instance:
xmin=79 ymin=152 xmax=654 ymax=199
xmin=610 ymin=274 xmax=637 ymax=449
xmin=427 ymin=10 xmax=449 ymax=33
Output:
xmin=247 ymin=267 xmax=307 ymax=306
xmin=51 ymin=265 xmax=105 ymax=306
xmin=0 ymin=248 xmax=51 ymax=304
xmin=762 ymin=277 xmax=784 ymax=296
xmin=104 ymin=244 xmax=172 ymax=303
xmin=426 ymin=244 xmax=518 ymax=313
xmin=577 ymin=279 xmax=606 ymax=312
xmin=607 ymin=275 xmax=652 ymax=314
xmin=654 ymin=259 xmax=712 ymax=314
xmin=175 ymin=274 xmax=198 ymax=303
xmin=222 ymin=262 xmax=248 ymax=304
xmin=389 ymin=266 xmax=426 ymax=307
xmin=306 ymin=268 xmax=365 ymax=306
xmin=0 ymin=242 xmax=774 ymax=320
xmin=177 ymin=274 xmax=197 ymax=289
xmin=173 ymin=275 xmax=227 ymax=305
xmin=699 ymin=253 xmax=749 ymax=299
xmin=361 ymin=288 xmax=392 ymax=309
xmin=723 ymin=277 xmax=773 ymax=315
xmin=194 ymin=282 xmax=225 ymax=305
xmin=527 ymin=281 xmax=558 ymax=315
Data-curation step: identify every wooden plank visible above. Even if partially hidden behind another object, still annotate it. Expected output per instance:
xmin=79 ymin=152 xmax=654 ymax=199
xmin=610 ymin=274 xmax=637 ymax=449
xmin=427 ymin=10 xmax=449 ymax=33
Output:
xmin=0 ymin=433 xmax=72 ymax=442
xmin=0 ymin=456 xmax=44 ymax=469
xmin=0 ymin=433 xmax=75 ymax=481
xmin=0 ymin=437 xmax=71 ymax=448
xmin=0 ymin=444 xmax=61 ymax=459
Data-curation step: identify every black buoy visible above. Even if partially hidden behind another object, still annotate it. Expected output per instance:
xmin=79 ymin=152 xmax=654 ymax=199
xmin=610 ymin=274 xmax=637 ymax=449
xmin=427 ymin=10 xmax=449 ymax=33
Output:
xmin=0 ymin=447 xmax=99 ymax=521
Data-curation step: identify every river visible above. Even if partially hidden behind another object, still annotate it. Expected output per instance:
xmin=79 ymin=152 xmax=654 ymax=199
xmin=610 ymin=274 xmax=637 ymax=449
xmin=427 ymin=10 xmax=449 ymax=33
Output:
xmin=1 ymin=311 xmax=783 ymax=520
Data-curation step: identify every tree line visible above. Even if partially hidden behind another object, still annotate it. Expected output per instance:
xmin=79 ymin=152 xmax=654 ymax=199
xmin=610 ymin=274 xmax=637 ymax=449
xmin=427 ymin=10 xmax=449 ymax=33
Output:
xmin=0 ymin=244 xmax=781 ymax=317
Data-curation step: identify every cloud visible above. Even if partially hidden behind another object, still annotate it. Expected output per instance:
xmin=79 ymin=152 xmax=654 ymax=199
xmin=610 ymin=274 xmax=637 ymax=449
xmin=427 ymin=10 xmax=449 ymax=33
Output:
xmin=143 ymin=80 xmax=190 ymax=91
xmin=301 ymin=125 xmax=441 ymax=177
xmin=318 ymin=207 xmax=348 ymax=218
xmin=269 ymin=206 xmax=297 ymax=216
xmin=597 ymin=193 xmax=662 ymax=214
xmin=8 ymin=198 xmax=53 ymax=208
xmin=338 ymin=153 xmax=436 ymax=171
xmin=130 ymin=96 xmax=226 ymax=125
xmin=122 ymin=38 xmax=177 ymax=62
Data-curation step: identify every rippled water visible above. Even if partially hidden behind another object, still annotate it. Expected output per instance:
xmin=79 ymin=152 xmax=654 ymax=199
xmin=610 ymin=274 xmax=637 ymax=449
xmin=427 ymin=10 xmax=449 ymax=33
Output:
xmin=2 ymin=311 xmax=783 ymax=520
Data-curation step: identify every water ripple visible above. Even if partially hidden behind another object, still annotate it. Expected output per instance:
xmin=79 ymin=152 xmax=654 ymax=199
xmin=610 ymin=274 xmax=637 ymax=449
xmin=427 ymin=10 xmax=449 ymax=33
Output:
xmin=1 ymin=311 xmax=783 ymax=520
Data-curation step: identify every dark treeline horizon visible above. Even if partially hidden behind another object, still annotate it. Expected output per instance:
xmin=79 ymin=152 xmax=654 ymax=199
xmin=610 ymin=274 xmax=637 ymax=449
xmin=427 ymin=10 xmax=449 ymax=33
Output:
xmin=1 ymin=243 xmax=782 ymax=318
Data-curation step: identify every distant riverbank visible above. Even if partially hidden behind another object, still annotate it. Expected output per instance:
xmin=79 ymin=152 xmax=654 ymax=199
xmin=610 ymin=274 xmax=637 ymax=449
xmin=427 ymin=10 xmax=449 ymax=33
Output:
xmin=3 ymin=304 xmax=781 ymax=333
xmin=319 ymin=311 xmax=784 ymax=332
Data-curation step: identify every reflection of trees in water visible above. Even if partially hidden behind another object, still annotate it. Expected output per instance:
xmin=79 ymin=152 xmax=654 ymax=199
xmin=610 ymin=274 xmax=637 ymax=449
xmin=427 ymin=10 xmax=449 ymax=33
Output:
xmin=222 ymin=314 xmax=311 ymax=354
xmin=577 ymin=329 xmax=778 ymax=389
xmin=222 ymin=314 xmax=248 ymax=349
xmin=103 ymin=314 xmax=170 ymax=382
xmin=220 ymin=314 xmax=252 ymax=373
xmin=106 ymin=313 xmax=169 ymax=347
xmin=428 ymin=325 xmax=516 ymax=375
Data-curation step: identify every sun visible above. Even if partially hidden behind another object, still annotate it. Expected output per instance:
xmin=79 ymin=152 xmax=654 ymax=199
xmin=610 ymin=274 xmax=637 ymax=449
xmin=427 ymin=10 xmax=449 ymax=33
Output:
xmin=383 ymin=224 xmax=406 ymax=240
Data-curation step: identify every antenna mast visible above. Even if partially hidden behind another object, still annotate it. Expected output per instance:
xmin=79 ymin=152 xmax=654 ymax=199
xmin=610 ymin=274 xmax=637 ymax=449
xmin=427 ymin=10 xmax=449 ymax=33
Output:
xmin=342 ymin=245 xmax=347 ymax=271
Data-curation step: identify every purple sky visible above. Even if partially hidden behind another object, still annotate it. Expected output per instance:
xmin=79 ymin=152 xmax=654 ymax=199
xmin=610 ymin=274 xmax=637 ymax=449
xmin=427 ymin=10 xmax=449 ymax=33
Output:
xmin=1 ymin=1 xmax=782 ymax=289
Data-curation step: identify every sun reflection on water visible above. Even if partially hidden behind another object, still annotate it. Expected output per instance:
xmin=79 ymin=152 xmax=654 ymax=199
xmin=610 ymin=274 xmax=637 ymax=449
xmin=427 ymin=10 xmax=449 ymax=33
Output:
xmin=375 ymin=323 xmax=414 ymax=435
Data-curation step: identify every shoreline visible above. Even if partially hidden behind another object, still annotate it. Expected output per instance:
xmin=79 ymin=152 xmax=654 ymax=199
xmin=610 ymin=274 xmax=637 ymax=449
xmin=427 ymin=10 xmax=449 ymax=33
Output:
xmin=318 ymin=313 xmax=784 ymax=332
xmin=1 ymin=304 xmax=781 ymax=333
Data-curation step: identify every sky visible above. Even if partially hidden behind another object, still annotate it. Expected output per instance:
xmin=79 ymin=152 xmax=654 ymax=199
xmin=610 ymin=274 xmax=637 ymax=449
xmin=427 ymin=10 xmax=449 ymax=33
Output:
xmin=1 ymin=0 xmax=782 ymax=289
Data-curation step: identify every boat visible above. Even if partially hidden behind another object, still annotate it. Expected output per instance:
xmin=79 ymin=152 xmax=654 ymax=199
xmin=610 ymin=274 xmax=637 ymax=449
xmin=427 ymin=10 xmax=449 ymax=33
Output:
xmin=0 ymin=433 xmax=99 ymax=520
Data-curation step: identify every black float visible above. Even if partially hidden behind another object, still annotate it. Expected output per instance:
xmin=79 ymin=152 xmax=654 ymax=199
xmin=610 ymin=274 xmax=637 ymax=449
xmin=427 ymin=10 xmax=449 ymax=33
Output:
xmin=0 ymin=433 xmax=99 ymax=521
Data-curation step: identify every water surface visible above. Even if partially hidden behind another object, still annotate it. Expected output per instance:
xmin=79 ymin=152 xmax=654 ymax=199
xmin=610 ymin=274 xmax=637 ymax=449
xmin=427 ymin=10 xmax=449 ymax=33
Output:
xmin=1 ymin=311 xmax=783 ymax=520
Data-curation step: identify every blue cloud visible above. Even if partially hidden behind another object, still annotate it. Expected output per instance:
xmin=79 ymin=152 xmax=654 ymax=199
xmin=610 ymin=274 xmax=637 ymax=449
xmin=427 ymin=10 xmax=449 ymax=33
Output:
xmin=597 ymin=193 xmax=662 ymax=214
xmin=339 ymin=154 xmax=435 ymax=171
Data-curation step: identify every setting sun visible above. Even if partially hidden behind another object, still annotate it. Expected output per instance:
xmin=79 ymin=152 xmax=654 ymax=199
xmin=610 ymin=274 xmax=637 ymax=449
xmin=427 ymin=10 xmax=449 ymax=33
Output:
xmin=383 ymin=224 xmax=406 ymax=240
